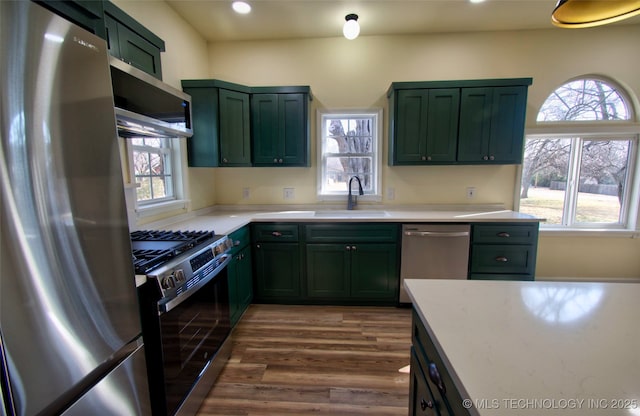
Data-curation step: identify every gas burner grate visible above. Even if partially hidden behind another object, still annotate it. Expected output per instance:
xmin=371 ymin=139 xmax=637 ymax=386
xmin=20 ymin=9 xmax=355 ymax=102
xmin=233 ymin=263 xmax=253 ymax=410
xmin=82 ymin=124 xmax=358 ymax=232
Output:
xmin=130 ymin=230 xmax=216 ymax=274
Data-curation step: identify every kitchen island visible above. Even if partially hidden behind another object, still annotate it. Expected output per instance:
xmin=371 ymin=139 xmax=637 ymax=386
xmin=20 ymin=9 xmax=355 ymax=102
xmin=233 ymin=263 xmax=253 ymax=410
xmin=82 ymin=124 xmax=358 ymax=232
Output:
xmin=404 ymin=279 xmax=640 ymax=416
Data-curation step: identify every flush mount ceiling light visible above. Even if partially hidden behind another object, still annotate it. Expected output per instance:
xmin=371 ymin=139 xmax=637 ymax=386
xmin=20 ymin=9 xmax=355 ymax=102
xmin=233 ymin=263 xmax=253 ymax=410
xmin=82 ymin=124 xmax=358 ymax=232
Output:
xmin=232 ymin=1 xmax=251 ymax=14
xmin=551 ymin=0 xmax=640 ymax=28
xmin=343 ymin=13 xmax=360 ymax=40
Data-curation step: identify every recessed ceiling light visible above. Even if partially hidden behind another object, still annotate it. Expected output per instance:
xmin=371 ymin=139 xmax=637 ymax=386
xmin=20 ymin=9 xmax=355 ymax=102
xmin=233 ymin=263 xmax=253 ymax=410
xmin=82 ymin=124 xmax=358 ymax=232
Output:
xmin=232 ymin=1 xmax=251 ymax=14
xmin=470 ymin=0 xmax=486 ymax=3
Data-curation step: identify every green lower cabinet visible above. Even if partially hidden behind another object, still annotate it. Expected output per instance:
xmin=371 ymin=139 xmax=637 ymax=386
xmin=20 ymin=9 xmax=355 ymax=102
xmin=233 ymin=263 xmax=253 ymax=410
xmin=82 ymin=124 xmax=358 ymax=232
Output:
xmin=468 ymin=222 xmax=539 ymax=281
xmin=253 ymin=242 xmax=301 ymax=301
xmin=228 ymin=245 xmax=253 ymax=327
xmin=305 ymin=243 xmax=398 ymax=303
xmin=350 ymin=243 xmax=398 ymax=300
xmin=306 ymin=244 xmax=350 ymax=298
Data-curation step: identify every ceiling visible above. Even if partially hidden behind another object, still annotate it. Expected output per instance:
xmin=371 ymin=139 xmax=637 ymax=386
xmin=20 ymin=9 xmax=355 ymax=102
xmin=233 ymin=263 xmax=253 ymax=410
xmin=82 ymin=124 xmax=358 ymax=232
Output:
xmin=165 ymin=0 xmax=640 ymax=42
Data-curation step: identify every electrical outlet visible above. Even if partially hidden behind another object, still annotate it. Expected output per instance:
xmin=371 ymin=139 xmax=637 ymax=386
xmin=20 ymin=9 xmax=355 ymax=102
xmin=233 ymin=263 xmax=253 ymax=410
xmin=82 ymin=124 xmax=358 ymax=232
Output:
xmin=386 ymin=187 xmax=395 ymax=200
xmin=242 ymin=187 xmax=250 ymax=199
xmin=283 ymin=187 xmax=295 ymax=200
xmin=466 ymin=187 xmax=476 ymax=199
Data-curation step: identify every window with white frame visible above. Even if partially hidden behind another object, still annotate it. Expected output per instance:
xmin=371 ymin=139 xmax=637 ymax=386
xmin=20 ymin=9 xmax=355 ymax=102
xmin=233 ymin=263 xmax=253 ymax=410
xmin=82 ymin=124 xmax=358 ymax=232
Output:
xmin=318 ymin=110 xmax=381 ymax=199
xmin=519 ymin=77 xmax=639 ymax=229
xmin=130 ymin=137 xmax=175 ymax=204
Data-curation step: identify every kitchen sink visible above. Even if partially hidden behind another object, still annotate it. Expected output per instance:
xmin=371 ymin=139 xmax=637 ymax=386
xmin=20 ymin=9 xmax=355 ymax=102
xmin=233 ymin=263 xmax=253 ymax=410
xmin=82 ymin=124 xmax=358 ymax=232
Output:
xmin=314 ymin=210 xmax=390 ymax=218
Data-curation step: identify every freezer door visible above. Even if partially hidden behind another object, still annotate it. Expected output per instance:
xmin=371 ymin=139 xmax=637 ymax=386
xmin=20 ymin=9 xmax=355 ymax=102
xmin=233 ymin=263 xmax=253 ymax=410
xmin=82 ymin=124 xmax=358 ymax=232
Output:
xmin=0 ymin=2 xmax=146 ymax=415
xmin=62 ymin=342 xmax=151 ymax=416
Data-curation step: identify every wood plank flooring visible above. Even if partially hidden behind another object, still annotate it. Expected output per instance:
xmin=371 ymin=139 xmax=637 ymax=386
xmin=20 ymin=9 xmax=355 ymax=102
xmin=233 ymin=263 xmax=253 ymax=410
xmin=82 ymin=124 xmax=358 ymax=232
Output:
xmin=196 ymin=304 xmax=412 ymax=416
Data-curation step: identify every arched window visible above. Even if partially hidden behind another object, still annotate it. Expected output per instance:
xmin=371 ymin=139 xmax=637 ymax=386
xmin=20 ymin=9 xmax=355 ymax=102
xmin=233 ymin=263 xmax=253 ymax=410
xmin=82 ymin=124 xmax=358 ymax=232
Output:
xmin=520 ymin=77 xmax=638 ymax=229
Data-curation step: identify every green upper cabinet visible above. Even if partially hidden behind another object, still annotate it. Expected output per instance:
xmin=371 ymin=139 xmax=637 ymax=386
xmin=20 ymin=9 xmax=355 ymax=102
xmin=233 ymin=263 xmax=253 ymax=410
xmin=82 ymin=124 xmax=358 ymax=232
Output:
xmin=36 ymin=1 xmax=106 ymax=38
xmin=391 ymin=88 xmax=460 ymax=164
xmin=103 ymin=2 xmax=165 ymax=79
xmin=35 ymin=1 xmax=164 ymax=79
xmin=251 ymin=88 xmax=311 ymax=167
xmin=181 ymin=80 xmax=252 ymax=167
xmin=388 ymin=78 xmax=532 ymax=166
xmin=219 ymin=89 xmax=251 ymax=166
xmin=458 ymin=86 xmax=528 ymax=164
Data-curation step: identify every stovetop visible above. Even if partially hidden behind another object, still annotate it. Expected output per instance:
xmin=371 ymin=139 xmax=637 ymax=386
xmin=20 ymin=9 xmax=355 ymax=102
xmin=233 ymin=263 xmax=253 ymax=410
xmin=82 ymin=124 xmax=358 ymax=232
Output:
xmin=130 ymin=230 xmax=218 ymax=274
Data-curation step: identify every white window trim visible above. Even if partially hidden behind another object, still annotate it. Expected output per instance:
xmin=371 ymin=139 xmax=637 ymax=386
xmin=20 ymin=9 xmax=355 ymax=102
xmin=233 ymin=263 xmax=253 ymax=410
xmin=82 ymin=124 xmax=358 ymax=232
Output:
xmin=125 ymin=137 xmax=190 ymax=219
xmin=516 ymin=123 xmax=640 ymax=235
xmin=316 ymin=109 xmax=383 ymax=202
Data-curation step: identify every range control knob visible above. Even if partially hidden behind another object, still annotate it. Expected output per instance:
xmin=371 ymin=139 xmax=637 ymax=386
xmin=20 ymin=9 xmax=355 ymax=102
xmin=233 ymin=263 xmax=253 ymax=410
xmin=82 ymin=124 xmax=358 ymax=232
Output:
xmin=161 ymin=275 xmax=175 ymax=289
xmin=174 ymin=269 xmax=185 ymax=283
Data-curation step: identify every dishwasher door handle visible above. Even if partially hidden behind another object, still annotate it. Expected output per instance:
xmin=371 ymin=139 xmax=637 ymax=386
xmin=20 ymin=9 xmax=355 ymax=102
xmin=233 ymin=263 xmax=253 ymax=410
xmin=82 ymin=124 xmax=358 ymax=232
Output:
xmin=404 ymin=231 xmax=470 ymax=237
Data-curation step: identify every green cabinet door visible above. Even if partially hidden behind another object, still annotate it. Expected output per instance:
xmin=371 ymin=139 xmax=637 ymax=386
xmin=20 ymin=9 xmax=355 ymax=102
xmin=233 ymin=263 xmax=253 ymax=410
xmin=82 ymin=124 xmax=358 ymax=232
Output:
xmin=425 ymin=89 xmax=460 ymax=163
xmin=183 ymin=86 xmax=220 ymax=167
xmin=458 ymin=86 xmax=527 ymax=164
xmin=229 ymin=245 xmax=253 ymax=327
xmin=251 ymin=94 xmax=279 ymax=165
xmin=251 ymin=93 xmax=308 ymax=166
xmin=350 ymin=243 xmax=398 ymax=300
xmin=393 ymin=90 xmax=428 ymax=163
xmin=103 ymin=2 xmax=164 ymax=79
xmin=306 ymin=244 xmax=351 ymax=298
xmin=219 ymin=89 xmax=251 ymax=166
xmin=488 ymin=86 xmax=527 ymax=163
xmin=392 ymin=89 xmax=459 ymax=164
xmin=253 ymin=242 xmax=301 ymax=300
xmin=457 ymin=87 xmax=492 ymax=162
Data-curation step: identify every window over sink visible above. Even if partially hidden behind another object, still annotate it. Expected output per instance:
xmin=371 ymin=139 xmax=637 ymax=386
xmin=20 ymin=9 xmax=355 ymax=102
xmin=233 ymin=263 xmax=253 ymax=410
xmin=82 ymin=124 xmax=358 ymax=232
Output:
xmin=519 ymin=76 xmax=640 ymax=231
xmin=317 ymin=110 xmax=382 ymax=201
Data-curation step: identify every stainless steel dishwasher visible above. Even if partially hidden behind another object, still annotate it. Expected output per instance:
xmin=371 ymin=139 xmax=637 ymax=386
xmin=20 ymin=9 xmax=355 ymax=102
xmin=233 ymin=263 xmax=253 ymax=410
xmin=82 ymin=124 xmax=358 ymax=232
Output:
xmin=399 ymin=224 xmax=471 ymax=303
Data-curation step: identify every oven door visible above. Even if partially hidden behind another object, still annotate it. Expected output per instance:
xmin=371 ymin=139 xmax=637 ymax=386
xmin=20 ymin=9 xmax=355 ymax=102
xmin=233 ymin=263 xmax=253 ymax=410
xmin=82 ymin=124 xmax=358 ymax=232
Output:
xmin=159 ymin=266 xmax=231 ymax=415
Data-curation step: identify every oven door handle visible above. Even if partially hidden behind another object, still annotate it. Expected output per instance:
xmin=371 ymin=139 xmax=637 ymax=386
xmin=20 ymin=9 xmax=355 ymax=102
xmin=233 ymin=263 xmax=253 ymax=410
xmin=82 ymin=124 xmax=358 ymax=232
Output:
xmin=158 ymin=254 xmax=232 ymax=314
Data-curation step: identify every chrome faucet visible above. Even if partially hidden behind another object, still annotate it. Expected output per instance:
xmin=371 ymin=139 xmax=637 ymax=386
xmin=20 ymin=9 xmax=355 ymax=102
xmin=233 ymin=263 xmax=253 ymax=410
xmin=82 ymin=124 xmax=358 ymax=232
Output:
xmin=347 ymin=176 xmax=364 ymax=210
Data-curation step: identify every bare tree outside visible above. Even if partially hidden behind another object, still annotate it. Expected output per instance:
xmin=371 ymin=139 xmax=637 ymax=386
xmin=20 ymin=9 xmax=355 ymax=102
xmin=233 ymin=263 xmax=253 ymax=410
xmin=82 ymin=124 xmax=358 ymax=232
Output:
xmin=521 ymin=78 xmax=633 ymax=225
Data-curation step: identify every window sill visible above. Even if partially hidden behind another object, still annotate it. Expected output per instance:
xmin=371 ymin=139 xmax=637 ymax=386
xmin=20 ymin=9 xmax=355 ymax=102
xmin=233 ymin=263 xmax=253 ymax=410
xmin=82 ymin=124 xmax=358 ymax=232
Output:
xmin=135 ymin=199 xmax=189 ymax=218
xmin=539 ymin=228 xmax=640 ymax=238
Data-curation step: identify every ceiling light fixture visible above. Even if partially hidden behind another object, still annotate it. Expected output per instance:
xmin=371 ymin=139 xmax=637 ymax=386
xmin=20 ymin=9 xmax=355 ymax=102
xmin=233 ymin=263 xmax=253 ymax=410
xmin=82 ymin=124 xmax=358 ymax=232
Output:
xmin=232 ymin=1 xmax=251 ymax=14
xmin=551 ymin=0 xmax=640 ymax=28
xmin=343 ymin=14 xmax=360 ymax=40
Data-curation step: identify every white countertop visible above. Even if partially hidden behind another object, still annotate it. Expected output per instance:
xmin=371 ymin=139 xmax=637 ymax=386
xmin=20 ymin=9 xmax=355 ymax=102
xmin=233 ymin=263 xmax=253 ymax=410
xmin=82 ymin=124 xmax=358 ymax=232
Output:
xmin=148 ymin=206 xmax=541 ymax=234
xmin=404 ymin=279 xmax=640 ymax=416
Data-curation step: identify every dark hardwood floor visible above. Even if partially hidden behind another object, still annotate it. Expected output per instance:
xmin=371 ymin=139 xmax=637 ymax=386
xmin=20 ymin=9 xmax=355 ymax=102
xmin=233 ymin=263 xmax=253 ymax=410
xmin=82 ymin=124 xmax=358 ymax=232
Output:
xmin=196 ymin=304 xmax=412 ymax=415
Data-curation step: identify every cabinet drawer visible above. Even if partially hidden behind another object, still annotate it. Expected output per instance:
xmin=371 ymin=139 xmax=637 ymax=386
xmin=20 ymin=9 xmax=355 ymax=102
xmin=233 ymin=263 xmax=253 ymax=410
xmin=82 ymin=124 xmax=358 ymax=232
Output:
xmin=252 ymin=223 xmax=299 ymax=242
xmin=470 ymin=245 xmax=535 ymax=274
xmin=410 ymin=348 xmax=441 ymax=416
xmin=229 ymin=226 xmax=250 ymax=254
xmin=304 ymin=223 xmax=399 ymax=243
xmin=472 ymin=223 xmax=538 ymax=244
xmin=412 ymin=310 xmax=469 ymax=416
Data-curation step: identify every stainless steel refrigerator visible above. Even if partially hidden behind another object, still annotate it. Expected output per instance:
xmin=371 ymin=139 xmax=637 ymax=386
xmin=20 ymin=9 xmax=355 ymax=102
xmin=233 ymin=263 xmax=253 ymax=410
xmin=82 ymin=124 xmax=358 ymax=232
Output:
xmin=0 ymin=2 xmax=152 ymax=415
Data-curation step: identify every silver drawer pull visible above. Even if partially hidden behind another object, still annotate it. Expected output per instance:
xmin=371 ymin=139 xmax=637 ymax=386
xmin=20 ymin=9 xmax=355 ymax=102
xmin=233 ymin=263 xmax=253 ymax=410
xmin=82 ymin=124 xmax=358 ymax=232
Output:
xmin=495 ymin=256 xmax=509 ymax=262
xmin=497 ymin=232 xmax=511 ymax=238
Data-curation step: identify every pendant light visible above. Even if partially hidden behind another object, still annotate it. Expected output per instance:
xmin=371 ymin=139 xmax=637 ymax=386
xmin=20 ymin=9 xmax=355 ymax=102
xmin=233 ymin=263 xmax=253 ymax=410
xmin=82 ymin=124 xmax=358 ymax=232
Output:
xmin=552 ymin=0 xmax=640 ymax=28
xmin=343 ymin=14 xmax=360 ymax=40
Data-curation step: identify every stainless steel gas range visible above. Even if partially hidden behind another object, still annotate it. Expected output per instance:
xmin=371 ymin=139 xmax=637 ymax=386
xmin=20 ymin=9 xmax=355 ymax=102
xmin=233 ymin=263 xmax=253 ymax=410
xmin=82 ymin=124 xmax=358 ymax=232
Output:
xmin=131 ymin=230 xmax=233 ymax=416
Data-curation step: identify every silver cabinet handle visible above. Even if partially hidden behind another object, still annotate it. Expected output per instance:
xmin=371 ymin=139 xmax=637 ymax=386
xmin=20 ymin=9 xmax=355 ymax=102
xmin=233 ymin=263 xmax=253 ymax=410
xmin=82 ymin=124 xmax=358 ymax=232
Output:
xmin=495 ymin=256 xmax=508 ymax=262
